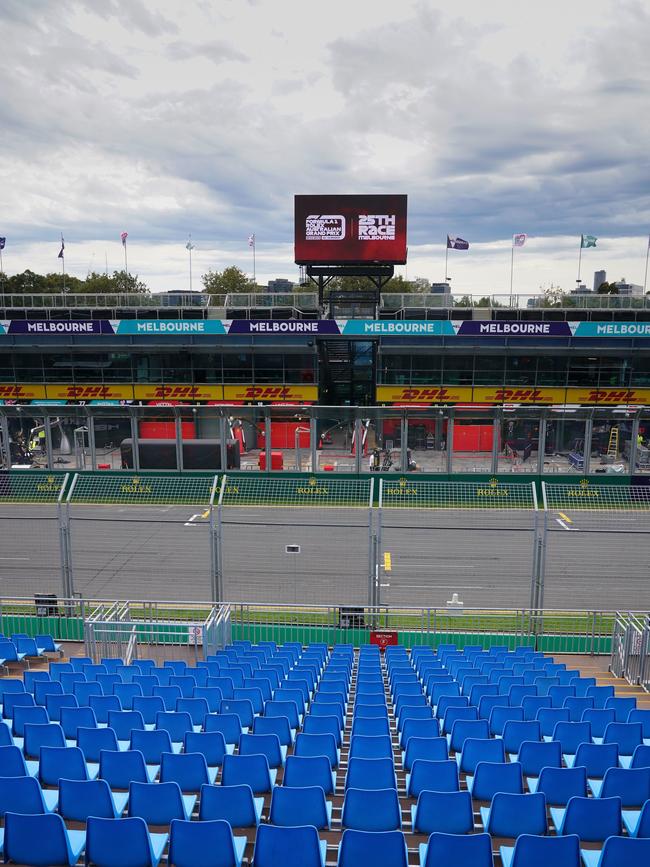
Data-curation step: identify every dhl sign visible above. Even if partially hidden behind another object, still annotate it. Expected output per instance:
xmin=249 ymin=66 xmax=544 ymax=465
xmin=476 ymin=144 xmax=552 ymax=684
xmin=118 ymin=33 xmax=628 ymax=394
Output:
xmin=223 ymin=385 xmax=318 ymax=402
xmin=376 ymin=386 xmax=473 ymax=403
xmin=473 ymin=387 xmax=565 ymax=404
xmin=133 ymin=384 xmax=224 ymax=401
xmin=45 ymin=384 xmax=133 ymax=400
xmin=0 ymin=384 xmax=47 ymax=399
xmin=566 ymin=388 xmax=650 ymax=405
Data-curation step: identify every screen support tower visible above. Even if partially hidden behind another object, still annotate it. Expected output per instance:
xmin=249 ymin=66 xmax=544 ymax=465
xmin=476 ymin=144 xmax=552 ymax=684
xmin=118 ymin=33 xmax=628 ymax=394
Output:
xmin=305 ymin=263 xmax=395 ymax=319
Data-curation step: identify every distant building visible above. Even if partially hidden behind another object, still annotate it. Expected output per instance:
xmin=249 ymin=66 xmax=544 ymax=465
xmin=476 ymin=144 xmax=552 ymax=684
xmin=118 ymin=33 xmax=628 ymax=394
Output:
xmin=570 ymin=283 xmax=591 ymax=294
xmin=160 ymin=290 xmax=207 ymax=306
xmin=593 ymin=270 xmax=607 ymax=292
xmin=429 ymin=282 xmax=452 ymax=295
xmin=613 ymin=278 xmax=643 ymax=296
xmin=267 ymin=278 xmax=295 ymax=293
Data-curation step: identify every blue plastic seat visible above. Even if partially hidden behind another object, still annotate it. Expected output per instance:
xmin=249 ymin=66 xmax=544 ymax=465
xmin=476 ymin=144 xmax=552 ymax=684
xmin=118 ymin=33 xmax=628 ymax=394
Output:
xmin=500 ymin=832 xmax=580 ymax=867
xmin=221 ymin=753 xmax=275 ymax=793
xmin=77 ymin=725 xmax=119 ymax=762
xmin=184 ymin=730 xmax=230 ymax=767
xmin=59 ymin=777 xmax=128 ymax=821
xmin=403 ymin=736 xmax=448 ymax=771
xmin=522 ymin=696 xmax=552 ymax=721
xmin=128 ymin=780 xmax=196 ymax=824
xmin=160 ymin=750 xmax=217 ymax=790
xmin=0 ymin=774 xmax=58 ymax=815
xmin=585 ymin=686 xmax=615 ymax=709
xmin=131 ymin=659 xmax=155 ymax=674
xmin=622 ymin=797 xmax=650 ymax=837
xmin=341 ymin=787 xmax=400 ymax=831
xmin=155 ymin=711 xmax=194 ymax=744
xmin=529 ymin=766 xmax=588 ymax=804
xmin=0 ymin=743 xmax=38 ymax=777
xmin=88 ymin=694 xmax=122 ymax=724
xmin=346 ymin=757 xmax=397 ymax=791
xmin=420 ymin=831 xmax=494 ymax=867
xmin=70 ymin=656 xmax=93 ymax=672
xmin=467 ymin=760 xmax=523 ymax=800
xmin=253 ymin=714 xmax=294 ymax=746
xmin=221 ymin=699 xmax=255 ymax=730
xmin=566 ymin=742 xmax=618 ymax=778
xmin=580 ymin=835 xmax=650 ymax=867
xmin=239 ymin=733 xmax=286 ymax=769
xmin=550 ymin=795 xmax=622 ymax=842
xmin=270 ymin=785 xmax=331 ymax=830
xmin=603 ymin=722 xmax=643 ymax=759
xmin=253 ymin=823 xmax=326 ymax=867
xmin=338 ymin=828 xmax=407 ymax=867
xmin=12 ymin=704 xmax=49 ymax=738
xmin=33 ymin=680 xmax=63 ymax=706
xmin=515 ymin=739 xmax=562 ymax=776
xmin=605 ymin=696 xmax=637 ymax=723
xmin=349 ymin=734 xmax=392 ymax=760
xmin=164 ymin=660 xmax=187 ymax=676
xmin=192 ymin=686 xmax=223 ymax=713
xmin=86 ymin=815 xmax=167 ymax=867
xmin=552 ymin=721 xmax=591 ymax=757
xmin=489 ymin=705 xmax=523 ymax=736
xmin=399 ymin=718 xmax=440 ymax=749
xmin=629 ymin=744 xmax=650 ymax=769
xmin=113 ymin=683 xmax=143 ymax=711
xmin=412 ymin=790 xmax=474 ymax=835
xmin=23 ymin=721 xmax=66 ymax=758
xmin=108 ymin=710 xmax=146 ymax=743
xmin=204 ymin=712 xmax=242 ymax=745
xmin=481 ymin=790 xmax=547 ymax=837
xmin=3 ymin=691 xmax=35 ymax=719
xmin=199 ymin=782 xmax=262 ymax=826
xmin=131 ymin=728 xmax=180 ymax=764
xmin=283 ymin=755 xmax=335 ymax=795
xmin=590 ymin=766 xmax=650 ymax=806
xmin=168 ymin=818 xmax=246 ymax=867
xmin=564 ymin=697 xmax=594 ymax=722
xmin=99 ymin=748 xmax=159 ymax=788
xmin=40 ymin=744 xmax=98 ymax=786
xmin=295 ymin=732 xmax=339 ymax=767
xmin=407 ymin=759 xmax=459 ymax=797
xmin=457 ymin=737 xmax=504 ymax=774
xmin=3 ymin=811 xmax=85 ymax=866
xmin=152 ymin=685 xmax=182 ymax=711
xmin=266 ymin=699 xmax=302 ymax=730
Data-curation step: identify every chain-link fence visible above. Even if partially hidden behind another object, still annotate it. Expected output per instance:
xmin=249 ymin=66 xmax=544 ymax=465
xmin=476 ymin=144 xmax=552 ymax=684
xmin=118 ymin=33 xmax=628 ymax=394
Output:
xmin=377 ymin=479 xmax=540 ymax=610
xmin=65 ymin=474 xmax=219 ymax=601
xmin=217 ymin=476 xmax=374 ymax=605
xmin=541 ymin=483 xmax=650 ymax=611
xmin=0 ymin=472 xmax=69 ymax=599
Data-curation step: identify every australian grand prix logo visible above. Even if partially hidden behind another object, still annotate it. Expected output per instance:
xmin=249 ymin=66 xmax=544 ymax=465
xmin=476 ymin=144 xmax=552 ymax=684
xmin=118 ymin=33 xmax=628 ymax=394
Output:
xmin=358 ymin=214 xmax=396 ymax=240
xmin=305 ymin=214 xmax=346 ymax=240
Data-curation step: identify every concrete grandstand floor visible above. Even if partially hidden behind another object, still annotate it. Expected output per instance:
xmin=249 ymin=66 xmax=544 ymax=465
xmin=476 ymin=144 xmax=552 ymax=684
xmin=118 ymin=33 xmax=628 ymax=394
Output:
xmin=0 ymin=505 xmax=647 ymax=611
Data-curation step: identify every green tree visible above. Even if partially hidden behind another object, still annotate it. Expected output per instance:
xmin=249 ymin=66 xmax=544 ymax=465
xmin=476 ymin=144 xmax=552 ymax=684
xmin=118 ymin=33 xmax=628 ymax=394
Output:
xmin=111 ymin=270 xmax=150 ymax=294
xmin=202 ymin=266 xmax=254 ymax=295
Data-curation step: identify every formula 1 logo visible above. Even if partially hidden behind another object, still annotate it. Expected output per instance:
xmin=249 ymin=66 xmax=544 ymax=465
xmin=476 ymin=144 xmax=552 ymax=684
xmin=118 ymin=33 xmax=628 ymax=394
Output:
xmin=305 ymin=214 xmax=346 ymax=240
xmin=358 ymin=214 xmax=396 ymax=240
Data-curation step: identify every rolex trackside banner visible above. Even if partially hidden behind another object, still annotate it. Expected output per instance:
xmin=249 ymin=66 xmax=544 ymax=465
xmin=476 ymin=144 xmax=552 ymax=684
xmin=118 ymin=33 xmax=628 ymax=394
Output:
xmin=3 ymin=319 xmax=650 ymax=338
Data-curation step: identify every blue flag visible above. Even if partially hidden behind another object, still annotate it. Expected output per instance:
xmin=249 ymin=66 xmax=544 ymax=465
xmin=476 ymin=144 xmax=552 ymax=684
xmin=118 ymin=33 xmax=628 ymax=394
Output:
xmin=447 ymin=235 xmax=469 ymax=250
xmin=58 ymin=236 xmax=65 ymax=258
xmin=581 ymin=234 xmax=597 ymax=248
xmin=0 ymin=238 xmax=5 ymax=251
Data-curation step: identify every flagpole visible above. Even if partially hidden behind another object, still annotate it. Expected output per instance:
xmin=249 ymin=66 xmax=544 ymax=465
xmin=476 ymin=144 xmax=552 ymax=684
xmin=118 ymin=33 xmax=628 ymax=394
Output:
xmin=188 ymin=235 xmax=193 ymax=292
xmin=445 ymin=240 xmax=449 ymax=282
xmin=577 ymin=236 xmax=583 ymax=286
xmin=123 ymin=240 xmax=128 ymax=277
xmin=252 ymin=237 xmax=256 ymax=285
xmin=644 ymin=236 xmax=650 ymax=295
xmin=61 ymin=238 xmax=66 ymax=293
xmin=509 ymin=242 xmax=515 ymax=300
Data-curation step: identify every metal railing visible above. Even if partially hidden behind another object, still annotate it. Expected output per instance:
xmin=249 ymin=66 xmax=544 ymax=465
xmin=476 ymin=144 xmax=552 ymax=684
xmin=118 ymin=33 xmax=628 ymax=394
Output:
xmin=2 ymin=290 xmax=649 ymax=313
xmin=610 ymin=611 xmax=650 ymax=688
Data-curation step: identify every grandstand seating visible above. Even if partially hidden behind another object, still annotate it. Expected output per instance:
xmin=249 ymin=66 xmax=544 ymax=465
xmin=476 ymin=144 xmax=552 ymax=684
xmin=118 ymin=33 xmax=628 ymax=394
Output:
xmin=0 ymin=635 xmax=647 ymax=864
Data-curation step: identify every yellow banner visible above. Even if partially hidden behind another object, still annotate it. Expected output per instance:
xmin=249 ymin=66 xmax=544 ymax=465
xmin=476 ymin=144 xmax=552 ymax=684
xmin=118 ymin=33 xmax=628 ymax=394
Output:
xmin=133 ymin=384 xmax=224 ymax=402
xmin=0 ymin=384 xmax=47 ymax=400
xmin=223 ymin=385 xmax=318 ymax=402
xmin=376 ymin=386 xmax=473 ymax=403
xmin=45 ymin=384 xmax=134 ymax=400
xmin=567 ymin=388 xmax=650 ymax=405
xmin=473 ymin=387 xmax=566 ymax=404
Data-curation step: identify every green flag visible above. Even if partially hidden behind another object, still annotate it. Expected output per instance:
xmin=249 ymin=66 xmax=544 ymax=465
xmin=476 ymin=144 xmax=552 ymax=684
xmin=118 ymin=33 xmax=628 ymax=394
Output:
xmin=581 ymin=234 xmax=597 ymax=248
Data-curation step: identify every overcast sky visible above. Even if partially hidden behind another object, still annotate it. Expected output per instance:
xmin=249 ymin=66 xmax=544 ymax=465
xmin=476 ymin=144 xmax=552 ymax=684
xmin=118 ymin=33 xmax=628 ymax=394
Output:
xmin=1 ymin=0 xmax=649 ymax=296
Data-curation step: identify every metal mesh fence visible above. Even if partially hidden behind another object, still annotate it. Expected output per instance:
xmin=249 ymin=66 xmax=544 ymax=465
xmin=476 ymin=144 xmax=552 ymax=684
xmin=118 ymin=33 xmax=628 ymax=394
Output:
xmin=65 ymin=474 xmax=219 ymax=602
xmin=378 ymin=480 xmax=539 ymax=610
xmin=219 ymin=476 xmax=374 ymax=606
xmin=541 ymin=483 xmax=650 ymax=610
xmin=0 ymin=473 xmax=69 ymax=598
xmin=68 ymin=473 xmax=218 ymax=505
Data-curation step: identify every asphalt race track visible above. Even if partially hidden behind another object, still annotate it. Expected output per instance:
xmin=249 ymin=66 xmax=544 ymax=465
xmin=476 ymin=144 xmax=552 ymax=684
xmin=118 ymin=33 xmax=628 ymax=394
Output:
xmin=0 ymin=504 xmax=647 ymax=611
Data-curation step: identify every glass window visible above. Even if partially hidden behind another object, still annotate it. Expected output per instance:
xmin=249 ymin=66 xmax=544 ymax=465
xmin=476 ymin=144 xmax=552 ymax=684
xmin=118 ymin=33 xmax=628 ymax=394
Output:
xmin=589 ymin=414 xmax=631 ymax=474
xmin=568 ymin=357 xmax=598 ymax=387
xmin=631 ymin=357 xmax=650 ymax=387
xmin=284 ymin=353 xmax=316 ymax=384
xmin=411 ymin=355 xmax=443 ymax=385
xmin=596 ymin=358 xmax=629 ymax=388
xmin=497 ymin=413 xmax=540 ymax=473
xmin=379 ymin=354 xmax=410 ymax=385
xmin=443 ymin=356 xmax=474 ymax=385
xmin=544 ymin=411 xmax=588 ymax=473
xmin=192 ymin=354 xmax=223 ymax=383
xmin=472 ymin=356 xmax=505 ymax=385
xmin=223 ymin=353 xmax=253 ymax=383
xmin=505 ymin=356 xmax=538 ymax=385
xmin=254 ymin=354 xmax=284 ymax=383
xmin=537 ymin=356 xmax=568 ymax=386
xmin=450 ymin=413 xmax=495 ymax=473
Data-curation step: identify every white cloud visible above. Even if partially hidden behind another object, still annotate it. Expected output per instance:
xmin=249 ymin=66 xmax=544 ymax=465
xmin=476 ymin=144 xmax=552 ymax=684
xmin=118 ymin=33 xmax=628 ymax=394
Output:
xmin=0 ymin=0 xmax=648 ymax=296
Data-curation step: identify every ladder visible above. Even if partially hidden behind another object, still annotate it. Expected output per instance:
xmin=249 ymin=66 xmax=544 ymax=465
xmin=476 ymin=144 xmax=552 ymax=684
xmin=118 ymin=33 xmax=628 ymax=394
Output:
xmin=607 ymin=426 xmax=619 ymax=459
